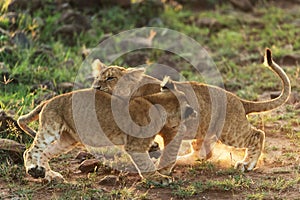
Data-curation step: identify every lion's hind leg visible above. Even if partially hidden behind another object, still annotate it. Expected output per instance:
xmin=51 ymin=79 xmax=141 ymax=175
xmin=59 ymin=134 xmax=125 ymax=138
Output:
xmin=235 ymin=127 xmax=265 ymax=171
xmin=190 ymin=138 xmax=214 ymax=160
xmin=24 ymin=125 xmax=60 ymax=179
xmin=125 ymin=136 xmax=172 ymax=185
xmin=156 ymin=126 xmax=187 ymax=176
xmin=24 ymin=125 xmax=79 ymax=182
xmin=40 ymin=130 xmax=80 ymax=182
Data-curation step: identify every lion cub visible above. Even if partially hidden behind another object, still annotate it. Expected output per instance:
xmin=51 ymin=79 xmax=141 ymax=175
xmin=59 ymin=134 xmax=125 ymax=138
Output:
xmin=18 ymin=79 xmax=196 ymax=183
xmin=92 ymin=49 xmax=291 ymax=171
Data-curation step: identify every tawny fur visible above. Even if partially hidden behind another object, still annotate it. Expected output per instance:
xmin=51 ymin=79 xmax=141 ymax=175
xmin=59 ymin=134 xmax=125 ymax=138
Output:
xmin=92 ymin=48 xmax=291 ymax=171
xmin=18 ymin=87 xmax=195 ymax=183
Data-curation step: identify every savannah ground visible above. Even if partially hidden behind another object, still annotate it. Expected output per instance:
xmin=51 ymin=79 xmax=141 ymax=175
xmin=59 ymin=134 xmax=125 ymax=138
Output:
xmin=0 ymin=0 xmax=300 ymax=199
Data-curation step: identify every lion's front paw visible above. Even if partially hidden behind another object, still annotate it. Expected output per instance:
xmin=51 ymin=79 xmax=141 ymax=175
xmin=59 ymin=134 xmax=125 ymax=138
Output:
xmin=27 ymin=165 xmax=46 ymax=179
xmin=234 ymin=161 xmax=253 ymax=172
xmin=44 ymin=170 xmax=65 ymax=183
xmin=155 ymin=159 xmax=174 ymax=176
xmin=158 ymin=166 xmax=173 ymax=176
xmin=235 ymin=160 xmax=257 ymax=172
xmin=143 ymin=172 xmax=173 ymax=186
xmin=235 ymin=161 xmax=247 ymax=172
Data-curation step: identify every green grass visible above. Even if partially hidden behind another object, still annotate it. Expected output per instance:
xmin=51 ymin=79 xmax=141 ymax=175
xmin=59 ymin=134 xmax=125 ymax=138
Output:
xmin=172 ymin=168 xmax=300 ymax=199
xmin=1 ymin=2 xmax=300 ymax=110
xmin=246 ymin=192 xmax=266 ymax=200
xmin=173 ymin=174 xmax=253 ymax=198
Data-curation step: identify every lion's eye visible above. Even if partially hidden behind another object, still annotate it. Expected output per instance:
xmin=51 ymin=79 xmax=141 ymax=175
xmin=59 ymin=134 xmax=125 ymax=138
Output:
xmin=106 ymin=77 xmax=115 ymax=81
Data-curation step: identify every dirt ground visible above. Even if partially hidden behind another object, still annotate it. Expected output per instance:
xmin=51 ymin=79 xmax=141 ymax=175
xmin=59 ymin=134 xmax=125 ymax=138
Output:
xmin=2 ymin=105 xmax=298 ymax=199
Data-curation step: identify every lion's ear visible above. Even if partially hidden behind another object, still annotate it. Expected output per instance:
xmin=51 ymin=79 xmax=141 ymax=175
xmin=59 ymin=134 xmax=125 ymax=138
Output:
xmin=160 ymin=76 xmax=175 ymax=91
xmin=92 ymin=59 xmax=106 ymax=77
xmin=126 ymin=68 xmax=145 ymax=82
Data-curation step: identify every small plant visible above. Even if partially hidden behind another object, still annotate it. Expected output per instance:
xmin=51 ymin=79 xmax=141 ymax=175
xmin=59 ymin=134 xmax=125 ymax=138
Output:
xmin=111 ymin=187 xmax=136 ymax=200
xmin=246 ymin=192 xmax=266 ymax=200
xmin=216 ymin=167 xmax=241 ymax=176
xmin=0 ymin=163 xmax=26 ymax=183
xmin=192 ymin=160 xmax=216 ymax=172
xmin=259 ymin=176 xmax=300 ymax=192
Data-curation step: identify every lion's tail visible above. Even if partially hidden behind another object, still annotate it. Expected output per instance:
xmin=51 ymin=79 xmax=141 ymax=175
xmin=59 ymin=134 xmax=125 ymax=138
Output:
xmin=17 ymin=101 xmax=48 ymax=138
xmin=242 ymin=48 xmax=291 ymax=114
